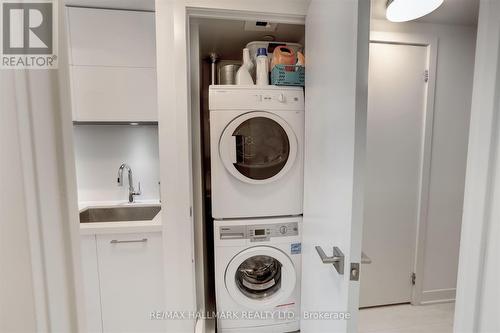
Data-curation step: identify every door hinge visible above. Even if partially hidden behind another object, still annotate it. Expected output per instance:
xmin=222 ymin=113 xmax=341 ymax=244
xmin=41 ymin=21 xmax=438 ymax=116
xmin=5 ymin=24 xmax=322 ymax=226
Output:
xmin=424 ymin=70 xmax=429 ymax=83
xmin=411 ymin=272 xmax=416 ymax=285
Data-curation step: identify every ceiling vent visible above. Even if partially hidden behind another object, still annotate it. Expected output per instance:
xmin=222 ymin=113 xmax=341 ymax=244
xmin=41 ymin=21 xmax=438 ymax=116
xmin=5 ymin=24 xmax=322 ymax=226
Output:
xmin=244 ymin=21 xmax=278 ymax=32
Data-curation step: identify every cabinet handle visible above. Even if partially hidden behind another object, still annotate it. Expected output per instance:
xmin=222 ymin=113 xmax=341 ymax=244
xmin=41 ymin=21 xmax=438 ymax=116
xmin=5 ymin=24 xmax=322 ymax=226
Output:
xmin=110 ymin=238 xmax=148 ymax=244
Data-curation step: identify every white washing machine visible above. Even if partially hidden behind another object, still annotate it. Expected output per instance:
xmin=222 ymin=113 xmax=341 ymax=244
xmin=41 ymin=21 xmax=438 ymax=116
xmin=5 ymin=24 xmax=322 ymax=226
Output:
xmin=214 ymin=217 xmax=301 ymax=333
xmin=209 ymin=86 xmax=304 ymax=219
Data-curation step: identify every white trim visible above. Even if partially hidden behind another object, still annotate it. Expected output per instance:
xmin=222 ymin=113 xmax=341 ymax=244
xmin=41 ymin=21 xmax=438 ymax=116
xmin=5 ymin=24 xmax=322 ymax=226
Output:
xmin=189 ymin=18 xmax=208 ymax=316
xmin=454 ymin=1 xmax=500 ymax=332
xmin=156 ymin=1 xmax=198 ymax=331
xmin=186 ymin=7 xmax=305 ymax=25
xmin=420 ymin=288 xmax=456 ymax=305
xmin=370 ymin=31 xmax=439 ymax=306
xmin=57 ymin=0 xmax=88 ymax=328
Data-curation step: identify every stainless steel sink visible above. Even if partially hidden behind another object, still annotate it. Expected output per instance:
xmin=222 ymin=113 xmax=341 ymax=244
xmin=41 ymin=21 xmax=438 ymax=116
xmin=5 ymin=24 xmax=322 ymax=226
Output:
xmin=79 ymin=205 xmax=161 ymax=223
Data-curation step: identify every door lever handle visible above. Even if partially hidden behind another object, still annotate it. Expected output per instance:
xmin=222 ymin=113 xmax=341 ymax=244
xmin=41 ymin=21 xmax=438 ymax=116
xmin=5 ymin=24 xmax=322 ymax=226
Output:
xmin=315 ymin=246 xmax=345 ymax=275
xmin=361 ymin=251 xmax=372 ymax=264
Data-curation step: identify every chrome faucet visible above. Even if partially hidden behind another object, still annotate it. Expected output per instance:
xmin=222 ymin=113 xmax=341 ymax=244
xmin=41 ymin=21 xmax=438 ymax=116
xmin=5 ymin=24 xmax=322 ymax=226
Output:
xmin=117 ymin=163 xmax=141 ymax=203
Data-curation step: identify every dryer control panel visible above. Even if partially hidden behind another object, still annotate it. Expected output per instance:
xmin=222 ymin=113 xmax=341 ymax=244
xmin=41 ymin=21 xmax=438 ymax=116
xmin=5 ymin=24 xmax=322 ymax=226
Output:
xmin=219 ymin=222 xmax=299 ymax=242
xmin=209 ymin=86 xmax=304 ymax=111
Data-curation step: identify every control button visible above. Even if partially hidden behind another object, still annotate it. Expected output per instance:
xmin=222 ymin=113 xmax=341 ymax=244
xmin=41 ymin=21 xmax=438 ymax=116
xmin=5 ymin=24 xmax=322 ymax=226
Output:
xmin=279 ymin=226 xmax=288 ymax=234
xmin=278 ymin=93 xmax=286 ymax=103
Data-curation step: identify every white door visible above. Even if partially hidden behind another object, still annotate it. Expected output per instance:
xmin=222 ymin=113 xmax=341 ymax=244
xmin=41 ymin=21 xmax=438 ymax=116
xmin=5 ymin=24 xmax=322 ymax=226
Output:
xmin=360 ymin=42 xmax=428 ymax=308
xmin=301 ymin=1 xmax=370 ymax=332
xmin=96 ymin=233 xmax=165 ymax=333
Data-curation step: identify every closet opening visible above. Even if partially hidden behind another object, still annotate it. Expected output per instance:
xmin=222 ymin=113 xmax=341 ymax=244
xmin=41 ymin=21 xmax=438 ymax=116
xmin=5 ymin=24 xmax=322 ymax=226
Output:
xmin=187 ymin=14 xmax=305 ymax=330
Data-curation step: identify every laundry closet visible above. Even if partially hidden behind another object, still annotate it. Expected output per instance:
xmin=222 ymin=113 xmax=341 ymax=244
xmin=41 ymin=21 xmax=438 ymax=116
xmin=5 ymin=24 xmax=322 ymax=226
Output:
xmin=189 ymin=17 xmax=306 ymax=332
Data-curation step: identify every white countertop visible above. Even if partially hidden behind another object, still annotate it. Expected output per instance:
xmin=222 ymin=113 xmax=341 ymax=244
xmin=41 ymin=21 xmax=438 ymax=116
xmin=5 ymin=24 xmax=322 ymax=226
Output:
xmin=79 ymin=200 xmax=162 ymax=235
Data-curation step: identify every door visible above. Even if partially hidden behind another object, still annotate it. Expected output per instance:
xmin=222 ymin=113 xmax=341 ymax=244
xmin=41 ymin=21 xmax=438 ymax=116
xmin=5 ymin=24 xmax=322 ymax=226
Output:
xmin=360 ymin=43 xmax=428 ymax=307
xmin=301 ymin=1 xmax=370 ymax=332
xmin=96 ymin=232 xmax=165 ymax=333
xmin=225 ymin=246 xmax=297 ymax=309
xmin=219 ymin=111 xmax=298 ymax=184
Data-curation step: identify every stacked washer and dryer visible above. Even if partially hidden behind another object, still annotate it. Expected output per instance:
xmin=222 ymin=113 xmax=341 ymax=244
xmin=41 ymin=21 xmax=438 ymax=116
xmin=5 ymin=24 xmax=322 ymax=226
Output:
xmin=209 ymin=85 xmax=304 ymax=332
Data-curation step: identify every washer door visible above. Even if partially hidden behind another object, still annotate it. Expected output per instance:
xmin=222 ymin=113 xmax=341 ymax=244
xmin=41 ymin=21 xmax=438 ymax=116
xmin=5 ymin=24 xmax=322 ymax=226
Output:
xmin=225 ymin=246 xmax=297 ymax=309
xmin=219 ymin=111 xmax=298 ymax=184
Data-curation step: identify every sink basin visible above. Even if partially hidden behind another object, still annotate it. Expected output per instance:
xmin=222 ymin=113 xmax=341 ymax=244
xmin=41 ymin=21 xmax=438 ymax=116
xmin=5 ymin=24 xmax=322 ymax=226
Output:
xmin=79 ymin=205 xmax=161 ymax=223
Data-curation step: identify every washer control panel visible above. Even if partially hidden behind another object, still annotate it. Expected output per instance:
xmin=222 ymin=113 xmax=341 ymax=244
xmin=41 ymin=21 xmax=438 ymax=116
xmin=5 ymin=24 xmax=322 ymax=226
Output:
xmin=219 ymin=222 xmax=299 ymax=242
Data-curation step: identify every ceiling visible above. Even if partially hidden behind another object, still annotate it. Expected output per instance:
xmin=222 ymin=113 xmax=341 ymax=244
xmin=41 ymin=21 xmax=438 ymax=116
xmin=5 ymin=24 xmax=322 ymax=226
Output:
xmin=64 ymin=0 xmax=479 ymax=30
xmin=196 ymin=18 xmax=305 ymax=60
xmin=371 ymin=0 xmax=479 ymax=26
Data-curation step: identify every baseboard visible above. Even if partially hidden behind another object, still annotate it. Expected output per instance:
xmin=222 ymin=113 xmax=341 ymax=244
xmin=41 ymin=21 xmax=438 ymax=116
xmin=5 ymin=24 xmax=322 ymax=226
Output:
xmin=420 ymin=288 xmax=456 ymax=304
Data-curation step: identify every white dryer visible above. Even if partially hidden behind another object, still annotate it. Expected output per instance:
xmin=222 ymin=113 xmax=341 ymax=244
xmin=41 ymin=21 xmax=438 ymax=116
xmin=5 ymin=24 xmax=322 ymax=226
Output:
xmin=214 ymin=217 xmax=302 ymax=332
xmin=209 ymin=86 xmax=304 ymax=219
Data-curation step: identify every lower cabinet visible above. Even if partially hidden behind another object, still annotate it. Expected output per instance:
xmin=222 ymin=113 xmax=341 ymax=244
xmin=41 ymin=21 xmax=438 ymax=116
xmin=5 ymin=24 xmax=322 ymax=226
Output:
xmin=80 ymin=232 xmax=165 ymax=333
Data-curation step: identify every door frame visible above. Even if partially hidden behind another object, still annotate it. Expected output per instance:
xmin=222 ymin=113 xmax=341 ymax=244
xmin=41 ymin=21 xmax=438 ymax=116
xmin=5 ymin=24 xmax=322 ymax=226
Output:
xmin=158 ymin=2 xmax=307 ymax=331
xmin=369 ymin=32 xmax=438 ymax=306
xmin=454 ymin=1 xmax=500 ymax=331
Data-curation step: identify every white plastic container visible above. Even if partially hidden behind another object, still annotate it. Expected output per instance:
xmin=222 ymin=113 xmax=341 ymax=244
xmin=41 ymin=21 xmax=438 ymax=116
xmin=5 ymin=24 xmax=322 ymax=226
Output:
xmin=256 ymin=48 xmax=269 ymax=85
xmin=236 ymin=48 xmax=254 ymax=85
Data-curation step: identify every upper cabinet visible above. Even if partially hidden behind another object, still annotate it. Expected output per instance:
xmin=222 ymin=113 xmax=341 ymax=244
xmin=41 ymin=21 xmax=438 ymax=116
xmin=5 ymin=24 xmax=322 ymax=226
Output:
xmin=66 ymin=7 xmax=158 ymax=122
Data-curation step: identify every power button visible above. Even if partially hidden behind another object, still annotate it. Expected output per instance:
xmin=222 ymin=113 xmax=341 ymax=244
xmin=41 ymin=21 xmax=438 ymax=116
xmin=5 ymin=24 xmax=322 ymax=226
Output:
xmin=279 ymin=226 xmax=287 ymax=234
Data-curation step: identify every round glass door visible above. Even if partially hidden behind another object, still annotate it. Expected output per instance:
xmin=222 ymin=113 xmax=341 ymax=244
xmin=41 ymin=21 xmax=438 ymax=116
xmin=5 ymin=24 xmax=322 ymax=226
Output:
xmin=235 ymin=255 xmax=282 ymax=299
xmin=219 ymin=112 xmax=298 ymax=184
xmin=225 ymin=246 xmax=297 ymax=309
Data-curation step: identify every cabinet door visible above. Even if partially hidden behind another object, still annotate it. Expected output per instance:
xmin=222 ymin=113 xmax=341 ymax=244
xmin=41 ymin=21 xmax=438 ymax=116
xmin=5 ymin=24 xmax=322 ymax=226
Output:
xmin=67 ymin=7 xmax=156 ymax=67
xmin=66 ymin=6 xmax=158 ymax=122
xmin=80 ymin=235 xmax=103 ymax=333
xmin=70 ymin=66 xmax=158 ymax=122
xmin=96 ymin=233 xmax=165 ymax=333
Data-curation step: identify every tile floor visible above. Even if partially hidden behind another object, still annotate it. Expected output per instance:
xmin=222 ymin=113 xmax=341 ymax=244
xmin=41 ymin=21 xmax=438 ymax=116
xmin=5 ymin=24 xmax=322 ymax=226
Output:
xmin=359 ymin=302 xmax=455 ymax=333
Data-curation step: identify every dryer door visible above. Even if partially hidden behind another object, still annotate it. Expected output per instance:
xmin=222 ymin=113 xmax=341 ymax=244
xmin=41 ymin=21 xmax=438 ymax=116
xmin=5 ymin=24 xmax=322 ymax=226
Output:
xmin=225 ymin=246 xmax=297 ymax=310
xmin=219 ymin=111 xmax=298 ymax=184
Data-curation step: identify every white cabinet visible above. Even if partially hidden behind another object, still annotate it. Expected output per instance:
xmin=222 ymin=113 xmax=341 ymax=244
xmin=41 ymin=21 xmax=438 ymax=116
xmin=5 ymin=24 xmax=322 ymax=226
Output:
xmin=67 ymin=7 xmax=158 ymax=122
xmin=66 ymin=7 xmax=156 ymax=68
xmin=70 ymin=66 xmax=157 ymax=122
xmin=80 ymin=232 xmax=165 ymax=333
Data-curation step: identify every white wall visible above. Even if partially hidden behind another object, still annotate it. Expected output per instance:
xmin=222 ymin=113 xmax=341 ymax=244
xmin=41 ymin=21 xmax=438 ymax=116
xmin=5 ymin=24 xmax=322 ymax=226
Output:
xmin=371 ymin=19 xmax=477 ymax=302
xmin=1 ymin=72 xmax=37 ymax=333
xmin=73 ymin=125 xmax=160 ymax=202
xmin=1 ymin=69 xmax=81 ymax=331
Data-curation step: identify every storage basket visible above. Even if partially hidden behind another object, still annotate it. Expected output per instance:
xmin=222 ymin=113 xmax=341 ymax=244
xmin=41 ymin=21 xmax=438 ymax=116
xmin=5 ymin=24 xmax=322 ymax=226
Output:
xmin=271 ymin=64 xmax=305 ymax=86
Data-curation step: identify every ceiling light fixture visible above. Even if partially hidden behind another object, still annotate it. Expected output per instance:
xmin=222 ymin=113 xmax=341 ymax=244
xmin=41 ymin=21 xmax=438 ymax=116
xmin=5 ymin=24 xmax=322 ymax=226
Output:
xmin=386 ymin=0 xmax=444 ymax=22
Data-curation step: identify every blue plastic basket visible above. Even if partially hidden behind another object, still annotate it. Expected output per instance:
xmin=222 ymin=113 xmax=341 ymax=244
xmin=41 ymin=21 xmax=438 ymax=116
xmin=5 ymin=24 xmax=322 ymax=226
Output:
xmin=271 ymin=64 xmax=305 ymax=86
